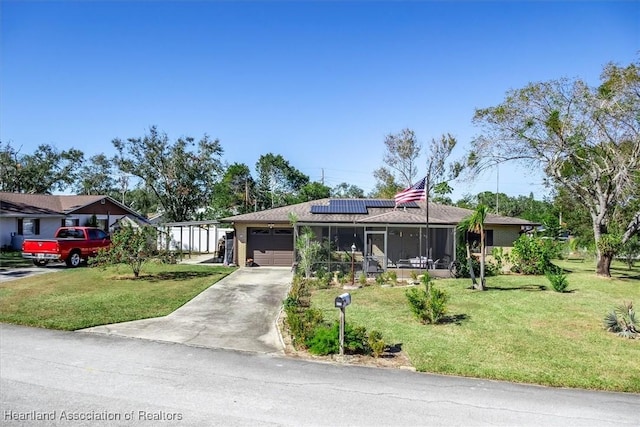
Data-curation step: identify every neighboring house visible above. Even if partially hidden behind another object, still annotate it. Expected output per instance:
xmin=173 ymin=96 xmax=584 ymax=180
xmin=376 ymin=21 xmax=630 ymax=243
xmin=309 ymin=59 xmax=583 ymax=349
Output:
xmin=222 ymin=198 xmax=536 ymax=273
xmin=0 ymin=192 xmax=149 ymax=250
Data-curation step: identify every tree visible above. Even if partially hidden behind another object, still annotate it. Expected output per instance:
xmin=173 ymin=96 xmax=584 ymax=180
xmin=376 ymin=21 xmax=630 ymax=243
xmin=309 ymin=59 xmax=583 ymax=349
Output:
xmin=0 ymin=142 xmax=21 ymax=192
xmin=254 ymin=153 xmax=309 ymax=210
xmin=458 ymin=204 xmax=488 ymax=290
xmin=74 ymin=153 xmax=117 ymax=195
xmin=370 ymin=167 xmax=400 ymax=198
xmin=113 ymin=126 xmax=224 ymax=222
xmin=0 ymin=142 xmax=84 ymax=194
xmin=293 ymin=181 xmax=331 ymax=204
xmin=124 ymin=185 xmax=160 ymax=217
xmin=422 ymin=134 xmax=463 ymax=261
xmin=472 ymin=59 xmax=640 ymax=276
xmin=372 ymin=128 xmax=421 ymax=196
xmin=331 ymin=182 xmax=364 ymax=198
xmin=209 ymin=163 xmax=254 ymax=218
xmin=91 ymin=223 xmax=158 ymax=278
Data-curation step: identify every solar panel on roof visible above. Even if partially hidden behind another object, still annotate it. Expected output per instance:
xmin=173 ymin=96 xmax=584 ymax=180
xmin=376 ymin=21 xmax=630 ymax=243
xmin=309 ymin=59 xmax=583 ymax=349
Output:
xmin=311 ymin=198 xmax=420 ymax=214
xmin=310 ymin=205 xmax=332 ymax=214
xmin=330 ymin=199 xmax=367 ymax=214
xmin=366 ymin=200 xmax=395 ymax=208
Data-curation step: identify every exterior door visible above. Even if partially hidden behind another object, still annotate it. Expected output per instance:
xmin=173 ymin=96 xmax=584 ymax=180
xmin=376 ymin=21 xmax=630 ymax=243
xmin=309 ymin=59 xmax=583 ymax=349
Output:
xmin=365 ymin=231 xmax=386 ymax=272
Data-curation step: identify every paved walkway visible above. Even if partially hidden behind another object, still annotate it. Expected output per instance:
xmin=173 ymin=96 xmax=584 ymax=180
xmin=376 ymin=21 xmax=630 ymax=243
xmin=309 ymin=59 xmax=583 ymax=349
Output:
xmin=82 ymin=266 xmax=293 ymax=354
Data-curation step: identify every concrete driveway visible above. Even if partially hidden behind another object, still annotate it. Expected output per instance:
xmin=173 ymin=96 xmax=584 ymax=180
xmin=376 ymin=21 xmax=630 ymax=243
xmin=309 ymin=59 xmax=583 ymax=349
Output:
xmin=82 ymin=267 xmax=292 ymax=354
xmin=0 ymin=263 xmax=65 ymax=283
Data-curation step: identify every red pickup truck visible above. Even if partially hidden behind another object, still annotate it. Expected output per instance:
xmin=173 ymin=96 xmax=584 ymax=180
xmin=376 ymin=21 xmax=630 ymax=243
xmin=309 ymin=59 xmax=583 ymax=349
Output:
xmin=22 ymin=226 xmax=111 ymax=267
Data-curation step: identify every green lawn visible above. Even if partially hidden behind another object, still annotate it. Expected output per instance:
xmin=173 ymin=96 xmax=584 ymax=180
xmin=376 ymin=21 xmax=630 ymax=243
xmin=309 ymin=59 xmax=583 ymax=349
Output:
xmin=0 ymin=251 xmax=32 ymax=268
xmin=0 ymin=262 xmax=235 ymax=330
xmin=311 ymin=260 xmax=640 ymax=392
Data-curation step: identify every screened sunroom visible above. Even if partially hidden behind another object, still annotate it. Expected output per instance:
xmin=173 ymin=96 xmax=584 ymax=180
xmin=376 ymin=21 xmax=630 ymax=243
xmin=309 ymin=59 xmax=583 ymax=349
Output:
xmin=298 ymin=223 xmax=456 ymax=278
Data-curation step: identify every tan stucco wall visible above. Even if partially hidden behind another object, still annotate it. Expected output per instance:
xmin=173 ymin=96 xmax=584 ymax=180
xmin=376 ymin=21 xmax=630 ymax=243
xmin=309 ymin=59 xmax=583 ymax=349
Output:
xmin=234 ymin=224 xmax=249 ymax=265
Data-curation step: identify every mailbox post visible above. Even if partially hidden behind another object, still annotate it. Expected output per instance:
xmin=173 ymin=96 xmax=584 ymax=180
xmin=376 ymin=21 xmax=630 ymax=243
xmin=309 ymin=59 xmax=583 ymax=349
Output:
xmin=334 ymin=292 xmax=351 ymax=356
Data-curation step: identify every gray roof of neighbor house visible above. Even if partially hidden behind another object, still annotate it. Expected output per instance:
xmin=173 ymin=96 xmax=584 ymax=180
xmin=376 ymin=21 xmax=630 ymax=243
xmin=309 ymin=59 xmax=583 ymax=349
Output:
xmin=221 ymin=198 xmax=537 ymax=227
xmin=0 ymin=192 xmax=147 ymax=221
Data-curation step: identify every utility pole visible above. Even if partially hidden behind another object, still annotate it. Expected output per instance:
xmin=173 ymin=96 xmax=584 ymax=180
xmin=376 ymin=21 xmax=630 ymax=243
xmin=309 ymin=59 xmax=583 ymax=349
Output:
xmin=496 ymin=163 xmax=499 ymax=214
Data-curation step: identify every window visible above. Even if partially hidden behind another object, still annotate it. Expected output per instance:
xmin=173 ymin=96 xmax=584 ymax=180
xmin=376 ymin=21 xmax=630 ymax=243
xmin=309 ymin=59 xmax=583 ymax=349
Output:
xmin=18 ymin=219 xmax=40 ymax=236
xmin=88 ymin=229 xmax=108 ymax=240
xmin=466 ymin=230 xmax=494 ymax=247
xmin=273 ymin=229 xmax=292 ymax=235
xmin=250 ymin=229 xmax=271 ymax=235
xmin=63 ymin=218 xmax=80 ymax=227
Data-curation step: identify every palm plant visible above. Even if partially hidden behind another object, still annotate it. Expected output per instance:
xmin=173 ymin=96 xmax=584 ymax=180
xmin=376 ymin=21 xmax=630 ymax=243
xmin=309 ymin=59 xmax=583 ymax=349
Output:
xmin=458 ymin=204 xmax=488 ymax=290
xmin=604 ymin=302 xmax=638 ymax=339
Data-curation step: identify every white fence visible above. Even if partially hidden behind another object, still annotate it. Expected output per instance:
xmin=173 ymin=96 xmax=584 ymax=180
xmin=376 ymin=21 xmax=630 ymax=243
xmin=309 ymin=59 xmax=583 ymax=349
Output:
xmin=156 ymin=222 xmax=232 ymax=255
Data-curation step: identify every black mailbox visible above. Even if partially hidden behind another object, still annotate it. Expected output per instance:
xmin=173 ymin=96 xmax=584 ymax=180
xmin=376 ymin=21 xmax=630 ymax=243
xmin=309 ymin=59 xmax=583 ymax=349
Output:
xmin=334 ymin=292 xmax=351 ymax=308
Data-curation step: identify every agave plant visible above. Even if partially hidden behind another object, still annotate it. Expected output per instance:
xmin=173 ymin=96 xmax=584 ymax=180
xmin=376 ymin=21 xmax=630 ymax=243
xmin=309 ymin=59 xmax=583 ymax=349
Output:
xmin=603 ymin=302 xmax=638 ymax=339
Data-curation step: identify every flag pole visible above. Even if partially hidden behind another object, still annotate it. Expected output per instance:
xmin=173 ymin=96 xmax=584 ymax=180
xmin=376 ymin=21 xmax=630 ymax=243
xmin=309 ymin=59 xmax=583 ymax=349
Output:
xmin=425 ymin=175 xmax=430 ymax=271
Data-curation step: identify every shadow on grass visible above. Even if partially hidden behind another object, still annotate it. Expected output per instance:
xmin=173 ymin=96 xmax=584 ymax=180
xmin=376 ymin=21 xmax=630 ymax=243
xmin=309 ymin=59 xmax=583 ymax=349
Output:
xmin=440 ymin=314 xmax=469 ymax=325
xmin=121 ymin=270 xmax=223 ymax=282
xmin=486 ymin=284 xmax=548 ymax=291
xmin=609 ymin=267 xmax=640 ymax=280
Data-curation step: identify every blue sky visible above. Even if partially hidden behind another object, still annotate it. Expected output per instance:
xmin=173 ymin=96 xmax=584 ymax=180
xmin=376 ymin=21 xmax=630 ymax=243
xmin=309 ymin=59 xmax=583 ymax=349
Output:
xmin=1 ymin=1 xmax=638 ymax=201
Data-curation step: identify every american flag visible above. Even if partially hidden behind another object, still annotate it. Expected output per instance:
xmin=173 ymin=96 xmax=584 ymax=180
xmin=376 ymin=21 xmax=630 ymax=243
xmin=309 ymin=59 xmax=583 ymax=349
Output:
xmin=394 ymin=176 xmax=426 ymax=206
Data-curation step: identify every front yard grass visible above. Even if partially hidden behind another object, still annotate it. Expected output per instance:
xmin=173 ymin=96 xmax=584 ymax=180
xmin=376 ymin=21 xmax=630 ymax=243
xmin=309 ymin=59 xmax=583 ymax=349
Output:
xmin=311 ymin=260 xmax=640 ymax=392
xmin=0 ymin=263 xmax=234 ymax=330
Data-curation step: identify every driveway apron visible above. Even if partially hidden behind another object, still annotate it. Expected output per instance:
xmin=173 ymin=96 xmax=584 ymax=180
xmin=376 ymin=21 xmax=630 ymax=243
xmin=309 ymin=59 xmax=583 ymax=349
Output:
xmin=81 ymin=267 xmax=292 ymax=354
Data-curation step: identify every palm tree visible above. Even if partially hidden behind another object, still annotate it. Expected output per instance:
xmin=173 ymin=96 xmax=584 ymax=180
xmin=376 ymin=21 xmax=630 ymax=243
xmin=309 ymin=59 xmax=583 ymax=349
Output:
xmin=459 ymin=204 xmax=489 ymax=290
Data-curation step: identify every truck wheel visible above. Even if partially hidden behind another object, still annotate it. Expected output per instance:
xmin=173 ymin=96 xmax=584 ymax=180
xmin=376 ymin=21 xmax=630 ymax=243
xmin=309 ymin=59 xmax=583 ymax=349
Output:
xmin=33 ymin=260 xmax=49 ymax=267
xmin=66 ymin=251 xmax=82 ymax=268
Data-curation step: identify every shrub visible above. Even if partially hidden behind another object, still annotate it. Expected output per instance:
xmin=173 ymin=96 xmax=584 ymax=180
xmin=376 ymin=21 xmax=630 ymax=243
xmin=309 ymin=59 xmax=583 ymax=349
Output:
xmin=344 ymin=324 xmax=370 ymax=354
xmin=604 ymin=302 xmax=638 ymax=339
xmin=491 ymin=247 xmax=505 ymax=273
xmin=306 ymin=322 xmax=378 ymax=356
xmin=285 ymin=306 xmax=324 ymax=348
xmin=386 ymin=270 xmax=398 ymax=284
xmin=410 ymin=270 xmax=418 ymax=282
xmin=358 ymin=272 xmax=367 ymax=286
xmin=314 ymin=266 xmax=331 ymax=285
xmin=306 ymin=324 xmax=339 ymax=355
xmin=375 ymin=273 xmax=385 ymax=286
xmin=287 ymin=276 xmax=311 ymax=307
xmin=295 ymin=227 xmax=323 ymax=279
xmin=367 ymin=330 xmax=386 ymax=358
xmin=546 ymin=271 xmax=569 ymax=292
xmin=405 ymin=274 xmax=449 ymax=324
xmin=509 ymin=235 xmax=559 ymax=275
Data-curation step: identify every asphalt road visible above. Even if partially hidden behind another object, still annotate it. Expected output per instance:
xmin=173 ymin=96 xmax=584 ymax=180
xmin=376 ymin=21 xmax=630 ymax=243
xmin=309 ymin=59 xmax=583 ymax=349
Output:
xmin=1 ymin=324 xmax=637 ymax=427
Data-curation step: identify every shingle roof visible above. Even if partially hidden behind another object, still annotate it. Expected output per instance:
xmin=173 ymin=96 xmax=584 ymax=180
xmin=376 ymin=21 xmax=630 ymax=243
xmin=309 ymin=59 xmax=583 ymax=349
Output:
xmin=222 ymin=198 xmax=536 ymax=226
xmin=0 ymin=192 xmax=141 ymax=218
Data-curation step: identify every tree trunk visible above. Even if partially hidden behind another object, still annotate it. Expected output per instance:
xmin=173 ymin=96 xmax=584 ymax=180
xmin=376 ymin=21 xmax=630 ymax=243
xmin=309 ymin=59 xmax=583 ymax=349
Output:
xmin=465 ymin=243 xmax=478 ymax=288
xmin=592 ymin=215 xmax=612 ymax=277
xmin=477 ymin=229 xmax=486 ymax=291
xmin=596 ymin=253 xmax=613 ymax=277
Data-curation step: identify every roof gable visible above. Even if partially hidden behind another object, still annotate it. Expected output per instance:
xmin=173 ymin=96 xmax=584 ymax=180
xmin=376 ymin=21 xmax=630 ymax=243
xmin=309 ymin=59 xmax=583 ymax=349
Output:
xmin=0 ymin=192 xmax=147 ymax=221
